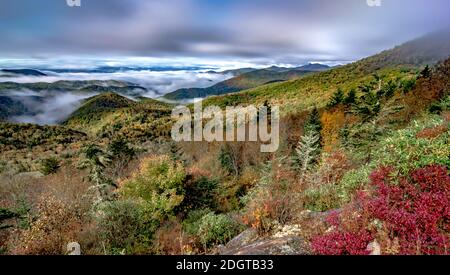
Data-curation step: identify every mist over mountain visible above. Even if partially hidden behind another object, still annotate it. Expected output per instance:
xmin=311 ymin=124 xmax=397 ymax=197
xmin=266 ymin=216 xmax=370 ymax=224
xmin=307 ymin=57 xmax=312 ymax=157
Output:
xmin=4 ymin=90 xmax=96 ymax=125
xmin=0 ymin=62 xmax=330 ymax=123
xmin=0 ymin=67 xmax=234 ymax=124
xmin=0 ymin=67 xmax=233 ymax=96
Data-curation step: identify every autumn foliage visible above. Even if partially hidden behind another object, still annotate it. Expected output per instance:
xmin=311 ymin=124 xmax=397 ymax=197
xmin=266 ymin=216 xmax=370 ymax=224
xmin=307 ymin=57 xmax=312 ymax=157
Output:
xmin=320 ymin=107 xmax=346 ymax=152
xmin=312 ymin=165 xmax=450 ymax=255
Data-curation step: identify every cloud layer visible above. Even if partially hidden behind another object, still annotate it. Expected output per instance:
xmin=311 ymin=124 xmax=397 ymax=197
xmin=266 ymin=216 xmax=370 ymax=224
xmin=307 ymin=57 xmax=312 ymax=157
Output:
xmin=0 ymin=0 xmax=449 ymax=64
xmin=0 ymin=69 xmax=232 ymax=96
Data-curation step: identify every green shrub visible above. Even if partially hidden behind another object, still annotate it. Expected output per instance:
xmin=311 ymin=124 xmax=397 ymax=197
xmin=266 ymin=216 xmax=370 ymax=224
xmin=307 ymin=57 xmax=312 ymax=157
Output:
xmin=429 ymin=95 xmax=450 ymax=114
xmin=96 ymin=200 xmax=155 ymax=254
xmin=181 ymin=177 xmax=218 ymax=211
xmin=182 ymin=209 xmax=211 ymax=236
xmin=197 ymin=212 xmax=242 ymax=247
xmin=400 ymin=78 xmax=416 ymax=93
xmin=39 ymin=157 xmax=60 ymax=175
xmin=108 ymin=138 xmax=135 ymax=158
xmin=371 ymin=115 xmax=449 ymax=174
xmin=0 ymin=161 xmax=6 ymax=174
xmin=304 ymin=184 xmax=340 ymax=212
xmin=219 ymin=145 xmax=236 ymax=176
xmin=337 ymin=114 xmax=448 ymax=202
xmin=336 ymin=166 xmax=371 ymax=203
xmin=121 ymin=155 xmax=186 ymax=221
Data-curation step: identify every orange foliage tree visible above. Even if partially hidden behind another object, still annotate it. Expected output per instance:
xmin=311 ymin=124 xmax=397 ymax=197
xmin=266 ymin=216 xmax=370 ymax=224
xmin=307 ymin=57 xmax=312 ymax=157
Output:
xmin=320 ymin=106 xmax=346 ymax=152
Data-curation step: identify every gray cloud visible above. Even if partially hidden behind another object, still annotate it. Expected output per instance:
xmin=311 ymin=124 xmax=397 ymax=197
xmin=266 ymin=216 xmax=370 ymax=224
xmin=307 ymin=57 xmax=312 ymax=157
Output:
xmin=0 ymin=0 xmax=449 ymax=64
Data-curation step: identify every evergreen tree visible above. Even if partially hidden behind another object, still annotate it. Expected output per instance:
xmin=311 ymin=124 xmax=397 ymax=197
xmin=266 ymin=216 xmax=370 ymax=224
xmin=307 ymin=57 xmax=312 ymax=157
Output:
xmin=327 ymin=88 xmax=345 ymax=108
xmin=352 ymin=84 xmax=382 ymax=122
xmin=344 ymin=89 xmax=357 ymax=105
xmin=259 ymin=100 xmax=272 ymax=123
xmin=263 ymin=100 xmax=272 ymax=114
xmin=343 ymin=101 xmax=402 ymax=163
xmin=293 ymin=108 xmax=323 ymax=174
xmin=359 ymin=82 xmax=375 ymax=94
xmin=303 ymin=107 xmax=322 ymax=151
xmin=379 ymin=80 xmax=397 ymax=98
xmin=294 ymin=131 xmax=320 ymax=176
xmin=78 ymin=144 xmax=115 ymax=206
xmin=352 ymin=91 xmax=381 ymax=122
xmin=108 ymin=137 xmax=135 ymax=159
xmin=401 ymin=78 xmax=416 ymax=94
xmin=420 ymin=65 xmax=431 ymax=79
xmin=304 ymin=107 xmax=322 ymax=135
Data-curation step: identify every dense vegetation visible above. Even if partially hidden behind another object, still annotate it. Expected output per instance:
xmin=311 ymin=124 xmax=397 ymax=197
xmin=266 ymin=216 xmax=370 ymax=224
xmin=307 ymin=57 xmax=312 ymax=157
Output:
xmin=0 ymin=33 xmax=449 ymax=255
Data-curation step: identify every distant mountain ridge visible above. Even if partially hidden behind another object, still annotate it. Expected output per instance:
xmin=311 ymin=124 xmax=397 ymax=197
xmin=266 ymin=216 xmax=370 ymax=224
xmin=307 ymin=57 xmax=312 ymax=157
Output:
xmin=296 ymin=63 xmax=332 ymax=71
xmin=205 ymin=68 xmax=257 ymax=76
xmin=0 ymin=80 xmax=148 ymax=95
xmin=0 ymin=69 xmax=47 ymax=76
xmin=163 ymin=63 xmax=330 ymax=101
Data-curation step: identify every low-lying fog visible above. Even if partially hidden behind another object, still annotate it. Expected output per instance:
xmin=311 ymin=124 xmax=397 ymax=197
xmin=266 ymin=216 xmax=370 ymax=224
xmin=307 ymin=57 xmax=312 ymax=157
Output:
xmin=3 ymin=90 xmax=97 ymax=125
xmin=0 ymin=69 xmax=232 ymax=97
xmin=0 ymin=68 xmax=232 ymax=125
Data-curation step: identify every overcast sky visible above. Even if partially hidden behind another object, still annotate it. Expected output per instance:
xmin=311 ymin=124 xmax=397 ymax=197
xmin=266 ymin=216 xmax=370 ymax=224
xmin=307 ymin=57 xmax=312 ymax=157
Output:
xmin=0 ymin=0 xmax=449 ymax=67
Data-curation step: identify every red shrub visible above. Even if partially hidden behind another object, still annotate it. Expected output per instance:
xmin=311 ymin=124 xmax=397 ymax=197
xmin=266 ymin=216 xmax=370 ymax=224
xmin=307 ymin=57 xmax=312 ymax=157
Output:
xmin=415 ymin=125 xmax=447 ymax=139
xmin=312 ymin=165 xmax=450 ymax=255
xmin=312 ymin=231 xmax=373 ymax=255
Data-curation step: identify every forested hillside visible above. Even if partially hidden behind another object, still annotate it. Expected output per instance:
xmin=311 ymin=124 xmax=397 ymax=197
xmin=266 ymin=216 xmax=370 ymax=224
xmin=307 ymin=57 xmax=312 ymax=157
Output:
xmin=0 ymin=33 xmax=448 ymax=256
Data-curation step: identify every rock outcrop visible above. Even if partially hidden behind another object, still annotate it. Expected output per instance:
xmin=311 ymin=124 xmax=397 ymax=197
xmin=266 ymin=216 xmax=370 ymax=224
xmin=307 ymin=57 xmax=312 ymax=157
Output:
xmin=217 ymin=228 xmax=311 ymax=255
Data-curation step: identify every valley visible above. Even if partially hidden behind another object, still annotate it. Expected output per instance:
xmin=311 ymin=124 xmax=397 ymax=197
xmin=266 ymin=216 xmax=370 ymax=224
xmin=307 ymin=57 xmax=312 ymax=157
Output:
xmin=0 ymin=31 xmax=449 ymax=256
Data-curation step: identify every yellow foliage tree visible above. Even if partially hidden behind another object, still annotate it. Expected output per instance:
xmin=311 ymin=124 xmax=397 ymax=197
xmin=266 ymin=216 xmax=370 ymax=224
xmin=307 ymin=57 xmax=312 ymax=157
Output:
xmin=320 ymin=107 xmax=346 ymax=152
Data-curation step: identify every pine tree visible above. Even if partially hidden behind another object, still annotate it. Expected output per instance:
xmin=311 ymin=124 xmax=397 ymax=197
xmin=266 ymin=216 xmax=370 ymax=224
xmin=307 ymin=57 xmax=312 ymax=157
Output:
xmin=294 ymin=131 xmax=320 ymax=176
xmin=343 ymin=101 xmax=402 ymax=163
xmin=420 ymin=65 xmax=431 ymax=79
xmin=304 ymin=107 xmax=322 ymax=135
xmin=303 ymin=107 xmax=322 ymax=151
xmin=293 ymin=108 xmax=322 ymax=175
xmin=378 ymin=80 xmax=397 ymax=98
xmin=327 ymin=89 xmax=345 ymax=108
xmin=78 ymin=144 xmax=115 ymax=206
xmin=353 ymin=85 xmax=381 ymax=122
xmin=263 ymin=100 xmax=272 ymax=114
xmin=108 ymin=137 xmax=134 ymax=159
xmin=359 ymin=82 xmax=375 ymax=94
xmin=344 ymin=89 xmax=357 ymax=105
xmin=401 ymin=78 xmax=416 ymax=94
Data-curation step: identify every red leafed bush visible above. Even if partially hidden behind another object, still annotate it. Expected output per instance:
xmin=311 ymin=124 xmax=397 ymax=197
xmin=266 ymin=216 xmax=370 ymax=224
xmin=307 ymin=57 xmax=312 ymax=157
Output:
xmin=312 ymin=231 xmax=373 ymax=255
xmin=312 ymin=165 xmax=450 ymax=255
